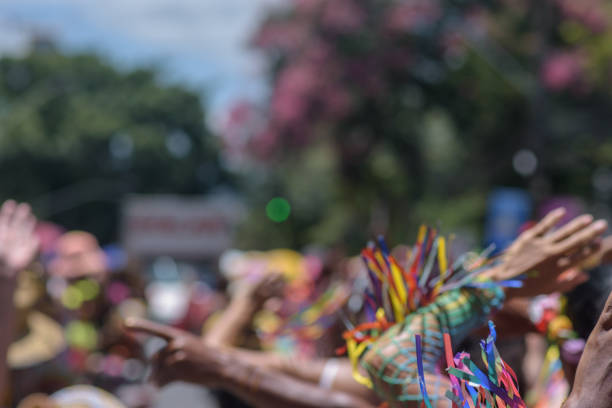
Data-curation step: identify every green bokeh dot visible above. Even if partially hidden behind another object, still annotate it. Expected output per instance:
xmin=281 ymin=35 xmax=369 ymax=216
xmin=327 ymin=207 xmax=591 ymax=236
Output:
xmin=266 ymin=197 xmax=291 ymax=222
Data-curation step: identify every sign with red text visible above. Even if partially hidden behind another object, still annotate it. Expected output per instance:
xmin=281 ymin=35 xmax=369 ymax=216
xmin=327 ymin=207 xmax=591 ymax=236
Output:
xmin=121 ymin=194 xmax=245 ymax=259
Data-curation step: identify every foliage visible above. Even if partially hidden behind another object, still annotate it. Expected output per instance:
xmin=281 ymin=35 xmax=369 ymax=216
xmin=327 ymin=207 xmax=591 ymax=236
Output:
xmin=0 ymin=48 xmax=226 ymax=242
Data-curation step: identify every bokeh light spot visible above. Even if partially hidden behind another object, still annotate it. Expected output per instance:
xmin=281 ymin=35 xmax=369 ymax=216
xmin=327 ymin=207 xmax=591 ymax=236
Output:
xmin=62 ymin=286 xmax=83 ymax=310
xmin=512 ymin=149 xmax=538 ymax=177
xmin=76 ymin=279 xmax=100 ymax=301
xmin=266 ymin=197 xmax=291 ymax=222
xmin=66 ymin=321 xmax=98 ymax=350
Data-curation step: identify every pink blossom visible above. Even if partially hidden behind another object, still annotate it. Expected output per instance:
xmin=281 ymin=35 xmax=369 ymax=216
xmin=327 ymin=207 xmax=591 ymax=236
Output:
xmin=277 ymin=62 xmax=319 ymax=97
xmin=253 ymin=21 xmax=308 ymax=52
xmin=541 ymin=51 xmax=584 ymax=91
xmin=303 ymin=41 xmax=333 ymax=64
xmin=345 ymin=58 xmax=387 ymax=96
xmin=440 ymin=31 xmax=465 ymax=57
xmin=271 ymin=63 xmax=318 ymax=125
xmin=385 ymin=0 xmax=441 ymax=33
xmin=321 ymin=85 xmax=352 ymax=118
xmin=556 ymin=0 xmax=607 ymax=33
xmin=221 ymin=101 xmax=265 ymax=153
xmin=382 ymin=49 xmax=412 ymax=71
xmin=294 ymin=0 xmax=325 ymax=15
xmin=230 ymin=102 xmax=251 ymax=122
xmin=321 ymin=0 xmax=364 ymax=32
xmin=463 ymin=6 xmax=491 ymax=38
xmin=271 ymin=89 xmax=309 ymax=125
xmin=251 ymin=126 xmax=285 ymax=158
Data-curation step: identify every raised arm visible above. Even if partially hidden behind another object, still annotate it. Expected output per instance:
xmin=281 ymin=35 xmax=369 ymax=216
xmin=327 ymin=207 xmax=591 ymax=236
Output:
xmin=486 ymin=209 xmax=607 ymax=296
xmin=0 ymin=201 xmax=39 ymax=397
xmin=204 ymin=273 xmax=284 ymax=347
xmin=562 ymin=287 xmax=612 ymax=408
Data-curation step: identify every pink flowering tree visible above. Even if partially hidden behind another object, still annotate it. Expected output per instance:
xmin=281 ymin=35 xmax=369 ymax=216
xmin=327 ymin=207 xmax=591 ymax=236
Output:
xmin=229 ymin=0 xmax=612 ymax=250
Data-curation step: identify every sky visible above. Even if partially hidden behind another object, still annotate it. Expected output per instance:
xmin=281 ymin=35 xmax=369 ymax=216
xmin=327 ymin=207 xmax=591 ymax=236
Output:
xmin=0 ymin=0 xmax=284 ymax=120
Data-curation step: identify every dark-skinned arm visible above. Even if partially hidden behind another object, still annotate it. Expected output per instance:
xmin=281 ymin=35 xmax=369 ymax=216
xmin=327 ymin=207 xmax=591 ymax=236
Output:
xmin=125 ymin=318 xmax=375 ymax=408
xmin=227 ymin=348 xmax=379 ymax=404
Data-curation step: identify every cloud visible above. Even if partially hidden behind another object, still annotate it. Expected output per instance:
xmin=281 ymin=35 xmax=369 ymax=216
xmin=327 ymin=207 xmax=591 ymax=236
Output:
xmin=0 ymin=18 xmax=35 ymax=56
xmin=83 ymin=0 xmax=283 ymax=72
xmin=0 ymin=0 xmax=286 ymax=112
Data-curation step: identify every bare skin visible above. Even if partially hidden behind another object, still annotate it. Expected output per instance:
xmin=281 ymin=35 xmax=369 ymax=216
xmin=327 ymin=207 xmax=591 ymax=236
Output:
xmin=359 ymin=210 xmax=609 ymax=407
xmin=562 ymin=289 xmax=612 ymax=408
xmin=125 ymin=318 xmax=375 ymax=408
xmin=128 ymin=208 xmax=609 ymax=408
xmin=0 ymin=201 xmax=39 ymax=398
xmin=204 ymin=273 xmax=284 ymax=347
xmin=487 ymin=209 xmax=607 ymax=297
xmin=200 ymin=269 xmax=380 ymax=403
xmin=226 ymin=348 xmax=379 ymax=404
xmin=126 ymin=288 xmax=532 ymax=408
xmin=601 ymin=236 xmax=612 ymax=265
xmin=16 ymin=393 xmax=58 ymax=408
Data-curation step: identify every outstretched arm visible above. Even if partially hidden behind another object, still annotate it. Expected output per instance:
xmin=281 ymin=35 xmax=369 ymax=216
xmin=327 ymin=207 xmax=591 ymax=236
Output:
xmin=223 ymin=359 xmax=376 ymax=408
xmin=225 ymin=348 xmax=378 ymax=404
xmin=0 ymin=201 xmax=39 ymax=397
xmin=126 ymin=318 xmax=375 ymax=408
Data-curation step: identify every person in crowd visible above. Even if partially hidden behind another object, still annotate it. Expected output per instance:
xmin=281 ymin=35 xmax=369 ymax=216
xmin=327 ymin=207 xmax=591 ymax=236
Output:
xmin=125 ymin=208 xmax=611 ymax=407
xmin=0 ymin=199 xmax=148 ymax=406
xmin=0 ymin=200 xmax=40 ymax=404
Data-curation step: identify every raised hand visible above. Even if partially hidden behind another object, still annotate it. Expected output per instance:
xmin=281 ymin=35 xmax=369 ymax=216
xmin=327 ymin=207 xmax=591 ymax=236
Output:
xmin=0 ymin=201 xmax=39 ymax=399
xmin=490 ymin=208 xmax=607 ymax=296
xmin=247 ymin=271 xmax=285 ymax=307
xmin=0 ymin=200 xmax=39 ymax=278
xmin=124 ymin=317 xmax=227 ymax=387
xmin=562 ymin=289 xmax=612 ymax=408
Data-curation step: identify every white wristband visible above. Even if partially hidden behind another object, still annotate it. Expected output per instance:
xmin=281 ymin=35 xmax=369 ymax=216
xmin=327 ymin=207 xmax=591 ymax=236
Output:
xmin=319 ymin=359 xmax=340 ymax=389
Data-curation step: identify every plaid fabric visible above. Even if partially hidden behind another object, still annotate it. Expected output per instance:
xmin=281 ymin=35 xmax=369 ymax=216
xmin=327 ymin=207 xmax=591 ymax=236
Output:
xmin=362 ymin=287 xmax=504 ymax=406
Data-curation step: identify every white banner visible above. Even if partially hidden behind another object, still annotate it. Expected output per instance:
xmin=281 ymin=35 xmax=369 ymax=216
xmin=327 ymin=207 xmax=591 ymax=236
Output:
xmin=121 ymin=194 xmax=245 ymax=259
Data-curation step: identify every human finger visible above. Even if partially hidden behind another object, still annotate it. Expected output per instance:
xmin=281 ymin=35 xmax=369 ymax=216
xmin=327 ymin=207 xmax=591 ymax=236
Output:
xmin=123 ymin=317 xmax=179 ymax=341
xmin=529 ymin=208 xmax=566 ymax=237
xmin=166 ymin=350 xmax=187 ymax=366
xmin=548 ymin=214 xmax=594 ymax=243
xmin=10 ymin=203 xmax=32 ymax=229
xmin=0 ymin=200 xmax=16 ymax=236
xmin=153 ymin=349 xmax=184 ymax=387
xmin=167 ymin=337 xmax=187 ymax=352
xmin=553 ymin=220 xmax=607 ymax=254
xmin=16 ymin=214 xmax=37 ymax=244
xmin=557 ymin=243 xmax=601 ymax=269
xmin=598 ymin=236 xmax=612 ymax=265
xmin=150 ymin=348 xmax=171 ymax=385
xmin=554 ymin=268 xmax=589 ymax=293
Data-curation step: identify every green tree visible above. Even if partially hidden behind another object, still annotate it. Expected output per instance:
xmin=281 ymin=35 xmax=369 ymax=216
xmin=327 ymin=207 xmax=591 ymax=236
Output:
xmin=0 ymin=47 xmax=227 ymax=242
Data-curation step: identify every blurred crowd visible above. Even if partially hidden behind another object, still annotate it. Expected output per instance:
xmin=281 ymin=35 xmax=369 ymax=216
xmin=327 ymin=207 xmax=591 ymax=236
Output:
xmin=4 ymin=1 xmax=612 ymax=407
xmin=1 ymin=198 xmax=612 ymax=408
